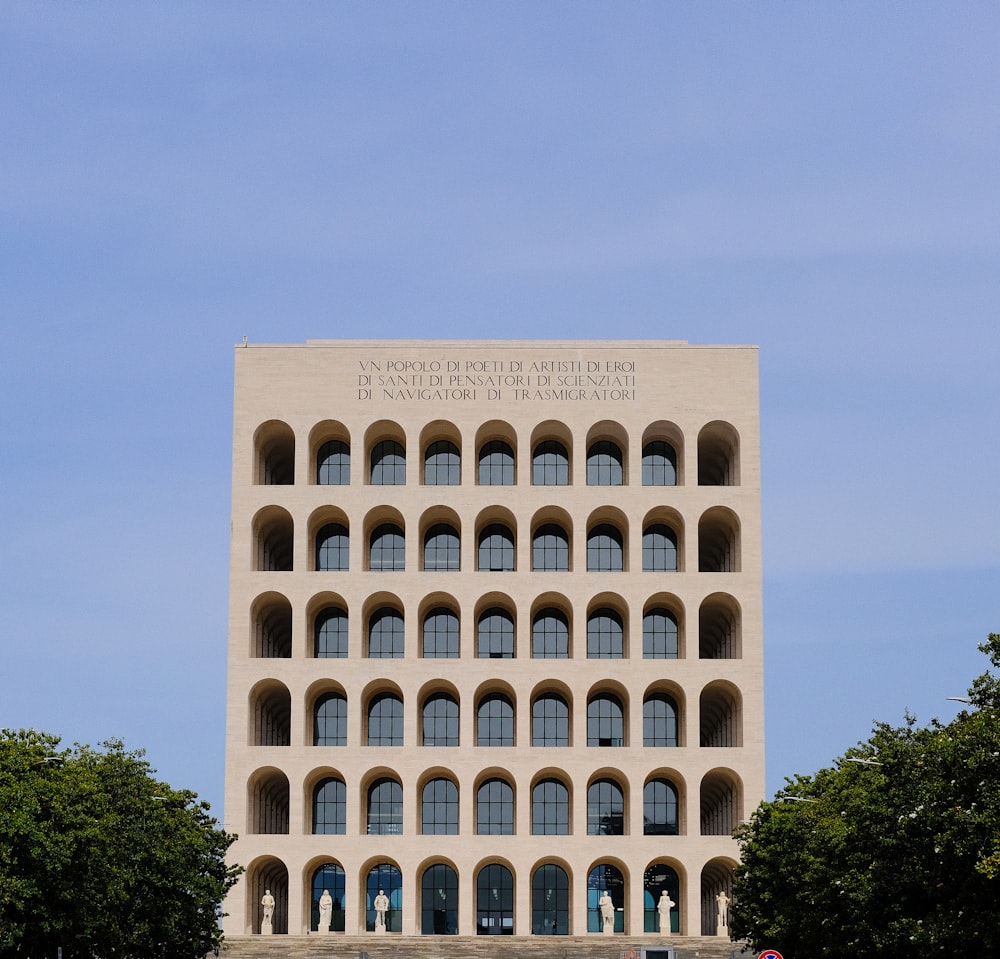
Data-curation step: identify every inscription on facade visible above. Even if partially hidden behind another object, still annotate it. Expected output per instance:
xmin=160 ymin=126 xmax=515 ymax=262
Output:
xmin=356 ymin=357 xmax=637 ymax=402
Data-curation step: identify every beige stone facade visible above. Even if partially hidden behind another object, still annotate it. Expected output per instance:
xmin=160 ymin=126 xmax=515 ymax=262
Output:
xmin=222 ymin=339 xmax=763 ymax=940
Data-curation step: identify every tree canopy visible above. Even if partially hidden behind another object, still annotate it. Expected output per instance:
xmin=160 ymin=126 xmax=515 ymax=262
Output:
xmin=732 ymin=633 xmax=1000 ymax=958
xmin=0 ymin=730 xmax=240 ymax=959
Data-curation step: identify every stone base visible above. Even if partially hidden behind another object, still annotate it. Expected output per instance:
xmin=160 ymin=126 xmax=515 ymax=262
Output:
xmin=260 ymin=922 xmax=272 ymax=936
xmin=717 ymin=924 xmax=729 ymax=938
xmin=602 ymin=925 xmax=613 ymax=935
xmin=374 ymin=925 xmax=386 ymax=935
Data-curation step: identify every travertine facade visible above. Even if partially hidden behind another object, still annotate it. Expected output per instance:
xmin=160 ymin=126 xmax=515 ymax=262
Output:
xmin=222 ymin=339 xmax=763 ymax=939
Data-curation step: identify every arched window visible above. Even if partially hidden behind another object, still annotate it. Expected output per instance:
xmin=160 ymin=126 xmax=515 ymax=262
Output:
xmin=532 ymin=524 xmax=569 ymax=571
xmin=314 ymin=607 xmax=348 ymax=658
xmin=366 ymin=780 xmax=402 ymax=835
xmin=423 ymin=524 xmax=460 ymax=571
xmin=587 ymin=778 xmax=625 ymax=835
xmin=478 ymin=524 xmax=515 ymax=571
xmin=422 ymin=693 xmax=459 ymax=747
xmin=531 ymin=693 xmax=569 ymax=747
xmin=587 ymin=864 xmax=625 ymax=933
xmin=477 ymin=607 xmax=515 ymax=658
xmin=253 ymin=597 xmax=291 ymax=658
xmin=424 ymin=440 xmax=460 ymax=485
xmin=643 ymin=779 xmax=679 ymax=836
xmin=532 ymin=863 xmax=569 ymax=935
xmin=477 ymin=693 xmax=514 ymax=746
xmin=316 ymin=523 xmax=349 ymax=571
xmin=643 ymin=608 xmax=678 ymax=659
xmin=644 ymin=693 xmax=679 ymax=747
xmin=369 ymin=523 xmax=405 ymax=571
xmin=370 ymin=440 xmax=405 ymax=485
xmin=421 ymin=778 xmax=459 ymax=835
xmin=478 ymin=440 xmax=515 ymax=485
xmin=317 ymin=440 xmax=350 ymax=485
xmin=587 ymin=693 xmax=624 ymax=747
xmin=587 ymin=524 xmax=623 ymax=571
xmin=532 ymin=608 xmax=569 ymax=658
xmin=587 ymin=440 xmax=623 ymax=486
xmin=531 ymin=778 xmax=569 ymax=835
xmin=421 ymin=862 xmax=458 ymax=935
xmin=310 ymin=862 xmax=346 ymax=932
xmin=312 ymin=778 xmax=346 ymax=834
xmin=476 ymin=863 xmax=514 ymax=935
xmin=367 ymin=693 xmax=403 ymax=746
xmin=532 ymin=440 xmax=568 ymax=486
xmin=643 ymin=862 xmax=680 ymax=934
xmin=643 ymin=524 xmax=678 ymax=572
xmin=587 ymin=608 xmax=624 ymax=659
xmin=313 ymin=692 xmax=347 ymax=746
xmin=366 ymin=862 xmax=402 ymax=931
xmin=642 ymin=441 xmax=677 ymax=486
xmin=422 ymin=607 xmax=459 ymax=658
xmin=368 ymin=608 xmax=404 ymax=658
xmin=476 ymin=777 xmax=514 ymax=835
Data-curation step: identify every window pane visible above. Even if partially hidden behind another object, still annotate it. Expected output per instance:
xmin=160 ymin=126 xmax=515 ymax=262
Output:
xmin=370 ymin=523 xmax=405 ymax=571
xmin=587 ymin=779 xmax=625 ymax=835
xmin=477 ymin=693 xmax=514 ymax=746
xmin=587 ymin=524 xmax=623 ymax=571
xmin=642 ymin=524 xmax=677 ymax=572
xmin=424 ymin=523 xmax=460 ymax=571
xmin=315 ymin=607 xmax=348 ymax=658
xmin=642 ymin=440 xmax=677 ymax=486
xmin=367 ymin=780 xmax=403 ymax=835
xmin=532 ymin=523 xmax=569 ymax=571
xmin=478 ymin=524 xmax=515 ymax=571
xmin=368 ymin=694 xmax=403 ymax=746
xmin=421 ymin=862 xmax=459 ymax=935
xmin=424 ymin=440 xmax=460 ymax=485
xmin=422 ymin=694 xmax=459 ymax=747
xmin=531 ymin=779 xmax=569 ymax=836
xmin=587 ymin=609 xmax=623 ymax=659
xmin=476 ymin=777 xmax=514 ymax=835
xmin=371 ymin=440 xmax=405 ymax=485
xmin=532 ymin=609 xmax=569 ymax=659
xmin=422 ymin=607 xmax=459 ymax=658
xmin=477 ymin=607 xmax=515 ymax=658
xmin=586 ymin=440 xmax=623 ymax=486
xmin=532 ymin=694 xmax=569 ymax=746
xmin=478 ymin=440 xmax=515 ymax=485
xmin=316 ymin=523 xmax=349 ymax=571
xmin=421 ymin=778 xmax=459 ymax=835
xmin=314 ymin=693 xmax=347 ymax=746
xmin=317 ymin=440 xmax=350 ymax=485
xmin=532 ymin=441 xmax=568 ymax=486
xmin=368 ymin=608 xmax=404 ymax=658
xmin=587 ymin=695 xmax=624 ymax=746
xmin=643 ymin=608 xmax=678 ymax=659
xmin=643 ymin=694 xmax=678 ymax=747
xmin=532 ymin=863 xmax=569 ymax=934
xmin=312 ymin=778 xmax=346 ymax=834
xmin=643 ymin=780 xmax=679 ymax=835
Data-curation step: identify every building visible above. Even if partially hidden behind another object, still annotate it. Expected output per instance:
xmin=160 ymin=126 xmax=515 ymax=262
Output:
xmin=221 ymin=339 xmax=763 ymax=940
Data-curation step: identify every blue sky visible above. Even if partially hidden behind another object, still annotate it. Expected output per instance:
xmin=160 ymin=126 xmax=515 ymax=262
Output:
xmin=1 ymin=2 xmax=998 ymax=819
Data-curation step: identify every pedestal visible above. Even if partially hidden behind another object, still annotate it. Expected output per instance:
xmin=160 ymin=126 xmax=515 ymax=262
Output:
xmin=260 ymin=921 xmax=272 ymax=936
xmin=374 ymin=924 xmax=386 ymax=935
xmin=602 ymin=925 xmax=614 ymax=936
xmin=718 ymin=924 xmax=729 ymax=938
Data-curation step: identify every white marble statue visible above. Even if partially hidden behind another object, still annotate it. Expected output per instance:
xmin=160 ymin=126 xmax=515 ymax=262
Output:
xmin=599 ymin=891 xmax=614 ymax=934
xmin=318 ymin=889 xmax=333 ymax=932
xmin=716 ymin=890 xmax=730 ymax=933
xmin=260 ymin=889 xmax=275 ymax=934
xmin=657 ymin=890 xmax=675 ymax=935
xmin=373 ymin=889 xmax=390 ymax=933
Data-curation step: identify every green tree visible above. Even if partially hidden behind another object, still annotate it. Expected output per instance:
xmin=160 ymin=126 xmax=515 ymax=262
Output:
xmin=0 ymin=730 xmax=240 ymax=959
xmin=732 ymin=634 xmax=1000 ymax=958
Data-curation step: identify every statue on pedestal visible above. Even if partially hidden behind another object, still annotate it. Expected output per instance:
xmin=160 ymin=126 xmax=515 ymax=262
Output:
xmin=716 ymin=890 xmax=730 ymax=936
xmin=318 ymin=889 xmax=333 ymax=933
xmin=657 ymin=890 xmax=675 ymax=935
xmin=260 ymin=889 xmax=275 ymax=934
xmin=373 ymin=889 xmax=390 ymax=934
xmin=599 ymin=892 xmax=614 ymax=934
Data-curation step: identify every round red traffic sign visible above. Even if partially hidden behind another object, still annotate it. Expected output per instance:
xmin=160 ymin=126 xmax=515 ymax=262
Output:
xmin=758 ymin=951 xmax=783 ymax=959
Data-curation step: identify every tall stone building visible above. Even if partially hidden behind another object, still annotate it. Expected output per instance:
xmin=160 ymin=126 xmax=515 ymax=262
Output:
xmin=221 ymin=339 xmax=763 ymax=939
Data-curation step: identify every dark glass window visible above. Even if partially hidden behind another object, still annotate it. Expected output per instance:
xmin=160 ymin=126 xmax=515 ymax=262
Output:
xmin=314 ymin=607 xmax=348 ymax=658
xmin=310 ymin=862 xmax=346 ymax=932
xmin=531 ymin=608 xmax=569 ymax=659
xmin=478 ymin=440 xmax=515 ymax=485
xmin=587 ymin=694 xmax=624 ymax=747
xmin=313 ymin=693 xmax=347 ymax=746
xmin=478 ymin=524 xmax=515 ymax=571
xmin=532 ymin=524 xmax=569 ymax=571
xmin=367 ymin=780 xmax=402 ymax=835
xmin=587 ymin=608 xmax=623 ymax=659
xmin=532 ymin=863 xmax=569 ymax=935
xmin=422 ymin=607 xmax=459 ymax=659
xmin=531 ymin=693 xmax=569 ymax=747
xmin=587 ymin=864 xmax=624 ymax=933
xmin=421 ymin=778 xmax=459 ymax=835
xmin=477 ymin=863 xmax=514 ymax=935
xmin=643 ymin=608 xmax=678 ymax=659
xmin=316 ymin=523 xmax=349 ymax=571
xmin=476 ymin=777 xmax=514 ymax=835
xmin=587 ymin=778 xmax=625 ymax=835
xmin=643 ymin=693 xmax=679 ymax=747
xmin=532 ymin=441 xmax=568 ymax=486
xmin=423 ymin=523 xmax=460 ymax=571
xmin=477 ymin=607 xmax=515 ymax=659
xmin=643 ymin=524 xmax=678 ymax=572
xmin=587 ymin=524 xmax=623 ymax=571
xmin=370 ymin=440 xmax=405 ymax=485
xmin=367 ymin=693 xmax=403 ymax=746
xmin=424 ymin=440 xmax=460 ymax=485
xmin=422 ymin=693 xmax=459 ymax=747
xmin=643 ymin=780 xmax=679 ymax=836
xmin=531 ymin=778 xmax=569 ymax=835
xmin=366 ymin=862 xmax=402 ymax=931
xmin=312 ymin=777 xmax=346 ymax=834
xmin=643 ymin=862 xmax=680 ymax=934
xmin=368 ymin=608 xmax=404 ymax=659
xmin=421 ymin=863 xmax=459 ymax=935
xmin=642 ymin=440 xmax=677 ymax=486
xmin=317 ymin=440 xmax=350 ymax=485
xmin=370 ymin=523 xmax=405 ymax=571
xmin=586 ymin=440 xmax=623 ymax=486
xmin=477 ymin=693 xmax=514 ymax=746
